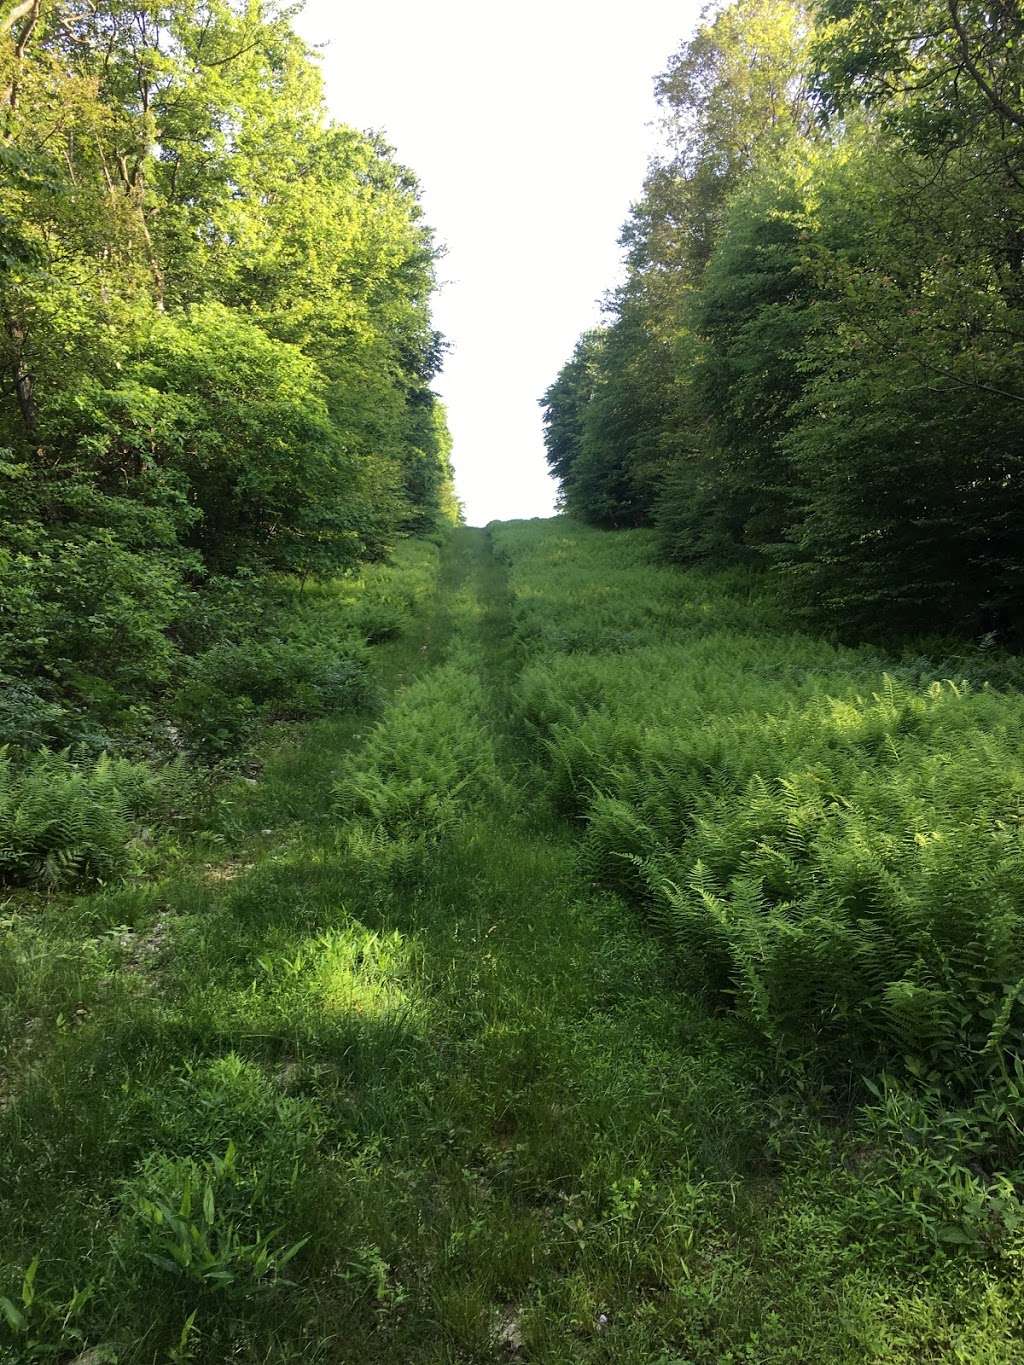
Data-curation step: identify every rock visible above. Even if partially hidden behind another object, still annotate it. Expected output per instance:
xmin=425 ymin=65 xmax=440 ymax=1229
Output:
xmin=497 ymin=1308 xmax=523 ymax=1353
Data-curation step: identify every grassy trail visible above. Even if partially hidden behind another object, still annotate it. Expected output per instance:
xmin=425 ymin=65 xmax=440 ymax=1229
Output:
xmin=5 ymin=524 xmax=1020 ymax=1363
xmin=311 ymin=525 xmax=729 ymax=1359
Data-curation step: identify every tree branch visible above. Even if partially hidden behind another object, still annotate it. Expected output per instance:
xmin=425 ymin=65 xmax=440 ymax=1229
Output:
xmin=947 ymin=0 xmax=1024 ymax=129
xmin=0 ymin=0 xmax=35 ymax=37
xmin=1 ymin=0 xmax=42 ymax=121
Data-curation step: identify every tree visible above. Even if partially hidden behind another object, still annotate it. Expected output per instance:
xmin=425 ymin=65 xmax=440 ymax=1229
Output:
xmin=543 ymin=1 xmax=814 ymax=541
xmin=544 ymin=0 xmax=1024 ymax=639
xmin=0 ymin=0 xmax=450 ymax=738
xmin=540 ymin=330 xmax=605 ymax=503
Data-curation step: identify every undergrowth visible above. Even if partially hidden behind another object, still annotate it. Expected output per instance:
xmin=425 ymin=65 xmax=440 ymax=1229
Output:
xmin=0 ymin=541 xmax=441 ymax=889
xmin=494 ymin=518 xmax=1024 ymax=1090
xmin=3 ymin=523 xmax=1024 ymax=1362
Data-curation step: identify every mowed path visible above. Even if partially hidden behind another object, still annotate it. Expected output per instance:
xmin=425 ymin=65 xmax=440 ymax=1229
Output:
xmin=294 ymin=526 xmax=722 ymax=1362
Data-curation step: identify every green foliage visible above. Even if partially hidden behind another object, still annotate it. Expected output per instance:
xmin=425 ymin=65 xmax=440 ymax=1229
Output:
xmin=0 ymin=1256 xmax=99 ymax=1363
xmin=774 ymin=130 xmax=1024 ymax=634
xmin=119 ymin=1142 xmax=309 ymax=1295
xmin=172 ymin=636 xmax=372 ymax=758
xmin=497 ymin=518 xmax=1024 ymax=1087
xmin=399 ymin=396 xmax=460 ymax=536
xmin=0 ymin=534 xmax=440 ymax=881
xmin=0 ymin=454 xmax=193 ymax=723
xmin=852 ymin=1068 xmax=1024 ymax=1261
xmin=0 ymin=0 xmax=450 ymax=775
xmin=0 ymin=749 xmax=190 ymax=889
xmin=543 ymin=0 xmax=812 ymax=534
xmin=349 ymin=599 xmax=409 ymax=645
xmin=659 ymin=168 xmax=815 ymax=559
xmin=4 ymin=525 xmax=1024 ymax=1362
xmin=128 ymin=304 xmax=387 ymax=579
xmin=333 ymin=662 xmax=504 ymax=841
xmin=0 ymin=677 xmax=84 ymax=755
xmin=542 ymin=0 xmax=1024 ymax=639
xmin=539 ymin=329 xmax=607 ymax=510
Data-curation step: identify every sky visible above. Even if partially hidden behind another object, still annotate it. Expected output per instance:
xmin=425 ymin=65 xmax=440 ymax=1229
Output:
xmin=295 ymin=0 xmax=702 ymax=526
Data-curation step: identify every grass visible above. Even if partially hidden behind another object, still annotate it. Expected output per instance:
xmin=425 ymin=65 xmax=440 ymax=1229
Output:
xmin=2 ymin=520 xmax=1024 ymax=1362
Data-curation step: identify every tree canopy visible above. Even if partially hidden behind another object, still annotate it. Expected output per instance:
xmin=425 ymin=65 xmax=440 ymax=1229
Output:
xmin=542 ymin=0 xmax=1024 ymax=639
xmin=0 ymin=0 xmax=457 ymax=735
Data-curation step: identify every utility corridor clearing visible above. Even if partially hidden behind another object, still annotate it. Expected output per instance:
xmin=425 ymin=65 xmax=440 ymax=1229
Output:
xmin=4 ymin=523 xmax=1024 ymax=1363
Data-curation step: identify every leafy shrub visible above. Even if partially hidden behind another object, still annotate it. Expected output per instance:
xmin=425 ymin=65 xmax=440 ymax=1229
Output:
xmin=171 ymin=637 xmax=372 ymax=756
xmin=125 ymin=304 xmax=405 ymax=580
xmin=0 ymin=677 xmax=81 ymax=753
xmin=350 ymin=598 xmax=408 ymax=644
xmin=847 ymin=1069 xmax=1024 ymax=1264
xmin=0 ymin=508 xmax=191 ymax=714
xmin=171 ymin=572 xmax=288 ymax=655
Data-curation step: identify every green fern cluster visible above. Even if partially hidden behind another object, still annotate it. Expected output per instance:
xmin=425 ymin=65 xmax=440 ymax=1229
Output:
xmin=0 ymin=749 xmax=171 ymax=888
xmin=332 ymin=662 xmax=505 ymax=843
xmin=497 ymin=518 xmax=1024 ymax=1084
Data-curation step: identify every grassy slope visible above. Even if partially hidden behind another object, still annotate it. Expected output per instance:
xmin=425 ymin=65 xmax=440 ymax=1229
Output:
xmin=1 ymin=523 xmax=1021 ymax=1363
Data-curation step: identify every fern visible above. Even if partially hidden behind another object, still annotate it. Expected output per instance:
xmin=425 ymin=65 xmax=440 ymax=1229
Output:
xmin=0 ymin=748 xmax=162 ymax=888
xmin=498 ymin=518 xmax=1024 ymax=1088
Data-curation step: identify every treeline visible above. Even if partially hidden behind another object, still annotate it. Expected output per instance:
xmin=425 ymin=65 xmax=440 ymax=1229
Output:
xmin=543 ymin=0 xmax=1024 ymax=639
xmin=0 ymin=0 xmax=457 ymax=765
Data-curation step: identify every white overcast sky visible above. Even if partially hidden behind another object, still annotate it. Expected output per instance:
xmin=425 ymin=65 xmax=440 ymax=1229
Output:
xmin=295 ymin=0 xmax=701 ymax=526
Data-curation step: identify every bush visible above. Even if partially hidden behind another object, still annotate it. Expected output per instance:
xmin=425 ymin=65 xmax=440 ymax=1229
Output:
xmin=122 ymin=304 xmax=403 ymax=580
xmin=848 ymin=1069 xmax=1024 ymax=1263
xmin=0 ymin=516 xmax=191 ymax=715
xmin=171 ymin=637 xmax=372 ymax=757
xmin=350 ymin=598 xmax=408 ymax=644
xmin=171 ymin=572 xmax=288 ymax=655
xmin=0 ymin=677 xmax=83 ymax=754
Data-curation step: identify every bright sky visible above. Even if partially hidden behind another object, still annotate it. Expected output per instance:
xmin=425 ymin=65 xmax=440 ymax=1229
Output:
xmin=295 ymin=0 xmax=701 ymax=526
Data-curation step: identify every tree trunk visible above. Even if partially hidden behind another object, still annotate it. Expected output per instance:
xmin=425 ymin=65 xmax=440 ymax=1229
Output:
xmin=1 ymin=0 xmax=43 ymax=117
xmin=6 ymin=314 xmax=37 ymax=439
